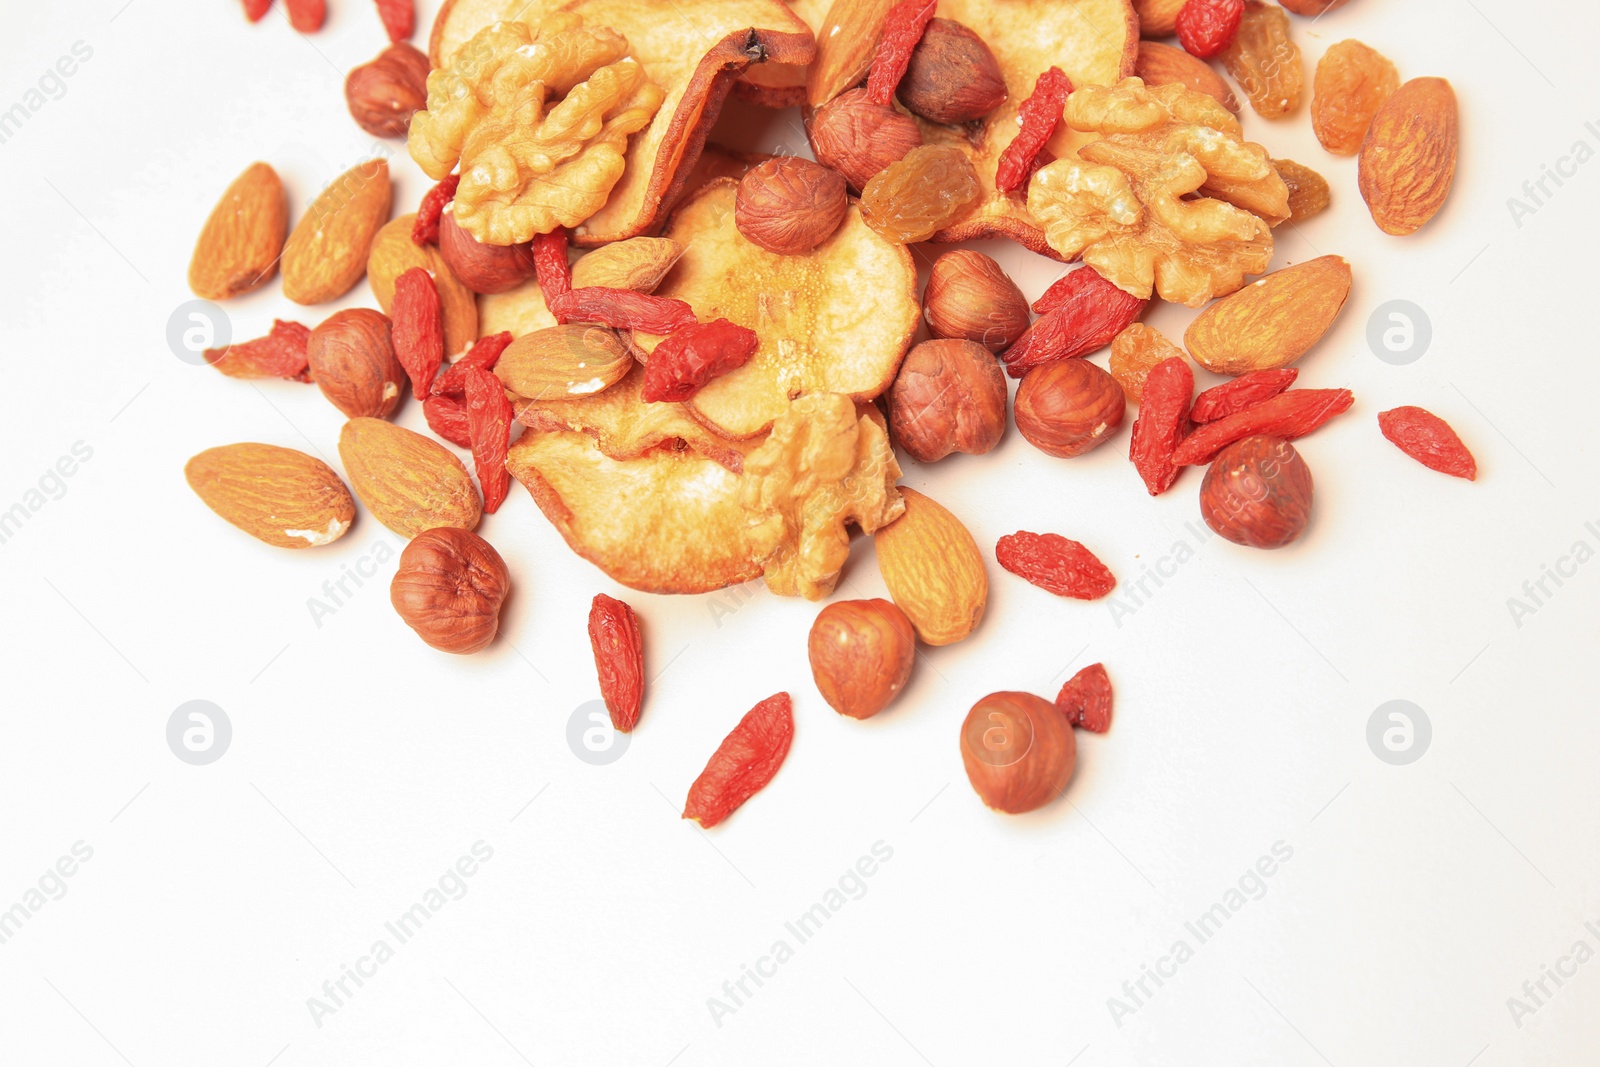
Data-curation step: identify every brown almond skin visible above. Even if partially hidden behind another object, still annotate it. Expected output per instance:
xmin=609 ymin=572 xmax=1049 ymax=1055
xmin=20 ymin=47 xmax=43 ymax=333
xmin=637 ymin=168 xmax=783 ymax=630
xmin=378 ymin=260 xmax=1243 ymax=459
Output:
xmin=807 ymin=0 xmax=897 ymax=107
xmin=1199 ymin=435 xmax=1313 ymax=548
xmin=1136 ymin=41 xmax=1239 ymax=114
xmin=367 ymin=213 xmax=478 ymax=357
xmin=899 ymin=19 xmax=1007 ymax=124
xmin=923 ymin=250 xmax=1030 ymax=352
xmin=735 ymin=157 xmax=849 ymax=255
xmin=185 ymin=443 xmax=354 ymax=549
xmin=438 ymin=210 xmax=537 ymax=294
xmin=189 ymin=162 xmax=287 ymax=300
xmin=808 ymin=599 xmax=916 ymax=719
xmin=390 ymin=527 xmax=510 ymax=653
xmin=1359 ymin=77 xmax=1459 ymax=237
xmin=570 ymin=237 xmax=682 ymax=292
xmin=307 ymin=309 xmax=405 ymax=419
xmin=961 ymin=692 xmax=1076 ymax=814
xmin=887 ymin=339 xmax=1008 ymax=463
xmin=1015 ymin=360 xmax=1126 ymax=458
xmin=1184 ymin=255 xmax=1353 ymax=375
xmin=494 ymin=325 xmax=631 ymax=400
xmin=339 ymin=418 xmax=482 ymax=538
xmin=808 ymin=88 xmax=924 ymax=193
xmin=345 ymin=43 xmax=429 ymax=138
xmin=874 ymin=487 xmax=987 ymax=646
xmin=282 ymin=158 xmax=392 ymax=305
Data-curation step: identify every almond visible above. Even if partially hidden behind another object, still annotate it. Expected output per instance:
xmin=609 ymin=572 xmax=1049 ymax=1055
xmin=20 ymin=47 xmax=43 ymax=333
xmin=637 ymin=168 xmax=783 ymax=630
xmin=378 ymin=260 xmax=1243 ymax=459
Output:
xmin=1184 ymin=255 xmax=1353 ymax=375
xmin=806 ymin=0 xmax=896 ymax=107
xmin=368 ymin=213 xmax=478 ymax=357
xmin=1133 ymin=0 xmax=1186 ymax=37
xmin=338 ymin=418 xmax=482 ymax=537
xmin=282 ymin=158 xmax=392 ymax=305
xmin=1135 ymin=41 xmax=1239 ymax=114
xmin=570 ymin=237 xmax=682 ymax=293
xmin=493 ymin=325 xmax=632 ymax=400
xmin=308 ymin=309 xmax=405 ymax=418
xmin=185 ymin=443 xmax=354 ymax=549
xmin=1358 ymin=77 xmax=1458 ymax=237
xmin=188 ymin=162 xmax=287 ymax=301
xmin=872 ymin=487 xmax=987 ymax=646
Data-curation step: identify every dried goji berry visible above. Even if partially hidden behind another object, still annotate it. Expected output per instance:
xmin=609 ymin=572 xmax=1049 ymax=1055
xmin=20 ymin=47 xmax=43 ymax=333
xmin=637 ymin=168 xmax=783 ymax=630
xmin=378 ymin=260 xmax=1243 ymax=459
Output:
xmin=1003 ymin=267 xmax=1146 ymax=379
xmin=641 ymin=319 xmax=760 ymax=403
xmin=531 ymin=228 xmax=571 ymax=301
xmin=283 ymin=0 xmax=326 ymax=33
xmin=462 ymin=367 xmax=513 ymax=513
xmin=588 ymin=593 xmax=645 ymax=733
xmin=1129 ymin=356 xmax=1194 ymax=495
xmin=391 ymin=267 xmax=443 ymax=401
xmin=1177 ymin=0 xmax=1244 ymax=60
xmin=548 ymin=287 xmax=699 ymax=335
xmin=424 ymin=393 xmax=473 ymax=448
xmin=242 ymin=0 xmax=274 ymax=23
xmin=864 ymin=0 xmax=938 ymax=107
xmin=683 ymin=693 xmax=794 ymax=829
xmin=995 ymin=66 xmax=1072 ymax=194
xmin=205 ymin=319 xmax=312 ymax=381
xmin=995 ymin=532 xmax=1117 ymax=600
xmin=433 ymin=332 xmax=513 ymax=399
xmin=375 ymin=0 xmax=414 ymax=42
xmin=412 ymin=174 xmax=461 ymax=246
xmin=1055 ymin=663 xmax=1113 ymax=733
xmin=1190 ymin=368 xmax=1298 ymax=423
xmin=1173 ymin=388 xmax=1353 ymax=466
xmin=1378 ymin=406 xmax=1477 ymax=480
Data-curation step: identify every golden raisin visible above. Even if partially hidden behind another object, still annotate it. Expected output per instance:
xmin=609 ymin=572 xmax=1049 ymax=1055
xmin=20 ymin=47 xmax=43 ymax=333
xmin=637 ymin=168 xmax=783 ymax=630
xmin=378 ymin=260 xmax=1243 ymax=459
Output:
xmin=1110 ymin=323 xmax=1187 ymax=404
xmin=1273 ymin=159 xmax=1330 ymax=223
xmin=1222 ymin=0 xmax=1303 ymax=119
xmin=860 ymin=145 xmax=981 ymax=245
xmin=1312 ymin=39 xmax=1399 ymax=155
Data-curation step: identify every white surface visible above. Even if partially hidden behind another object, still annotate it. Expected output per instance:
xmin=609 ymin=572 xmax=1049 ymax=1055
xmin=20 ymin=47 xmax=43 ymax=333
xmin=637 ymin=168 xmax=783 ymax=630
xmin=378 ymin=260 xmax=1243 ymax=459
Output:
xmin=2 ymin=1 xmax=1598 ymax=1064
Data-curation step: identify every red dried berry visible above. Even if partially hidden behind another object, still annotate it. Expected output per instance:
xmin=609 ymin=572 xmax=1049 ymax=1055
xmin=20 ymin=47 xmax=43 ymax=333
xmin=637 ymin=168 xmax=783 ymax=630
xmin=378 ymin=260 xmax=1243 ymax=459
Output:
xmin=283 ymin=0 xmax=326 ymax=32
xmin=1003 ymin=267 xmax=1146 ymax=378
xmin=412 ymin=174 xmax=461 ymax=246
xmin=1173 ymin=388 xmax=1354 ymax=466
xmin=391 ymin=267 xmax=443 ymax=401
xmin=548 ymin=287 xmax=699 ymax=335
xmin=683 ymin=693 xmax=795 ymax=829
xmin=1378 ymin=406 xmax=1477 ymax=480
xmin=995 ymin=66 xmax=1072 ymax=193
xmin=995 ymin=532 xmax=1117 ymax=600
xmin=1177 ymin=0 xmax=1244 ymax=60
xmin=242 ymin=0 xmax=274 ymax=23
xmin=423 ymin=393 xmax=473 ymax=449
xmin=1129 ymin=356 xmax=1194 ymax=495
xmin=865 ymin=0 xmax=938 ymax=106
xmin=1055 ymin=663 xmax=1113 ymax=733
xmin=1190 ymin=368 xmax=1298 ymax=423
xmin=462 ymin=367 xmax=513 ymax=513
xmin=433 ymin=332 xmax=513 ymax=399
xmin=531 ymin=229 xmax=572 ymax=302
xmin=588 ymin=594 xmax=645 ymax=733
xmin=205 ymin=319 xmax=312 ymax=381
xmin=641 ymin=319 xmax=760 ymax=403
xmin=375 ymin=0 xmax=414 ymax=42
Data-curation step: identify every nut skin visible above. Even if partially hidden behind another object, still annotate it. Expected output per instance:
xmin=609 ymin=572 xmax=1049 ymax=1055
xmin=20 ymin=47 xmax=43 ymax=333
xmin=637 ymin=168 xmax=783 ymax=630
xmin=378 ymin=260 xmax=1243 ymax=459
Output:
xmin=1280 ymin=0 xmax=1348 ymax=13
xmin=887 ymin=339 xmax=1007 ymax=463
xmin=960 ymin=692 xmax=1076 ymax=814
xmin=899 ymin=19 xmax=1007 ymax=124
xmin=808 ymin=88 xmax=924 ymax=192
xmin=345 ymin=42 xmax=429 ymax=138
xmin=307 ymin=308 xmax=405 ymax=418
xmin=807 ymin=599 xmax=916 ymax=719
xmin=735 ymin=157 xmax=849 ymax=255
xmin=438 ymin=210 xmax=537 ymax=293
xmin=1014 ymin=360 xmax=1126 ymax=458
xmin=923 ymin=250 xmax=1030 ymax=352
xmin=390 ymin=527 xmax=510 ymax=654
xmin=1199 ymin=435 xmax=1313 ymax=549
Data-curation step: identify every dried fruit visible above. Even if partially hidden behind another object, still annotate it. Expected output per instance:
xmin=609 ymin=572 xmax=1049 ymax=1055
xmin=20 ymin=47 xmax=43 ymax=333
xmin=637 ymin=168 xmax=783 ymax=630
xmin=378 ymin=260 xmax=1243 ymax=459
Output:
xmin=1134 ymin=0 xmax=1186 ymax=37
xmin=808 ymin=88 xmax=924 ymax=192
xmin=1003 ymin=267 xmax=1147 ymax=379
xmin=338 ymin=417 xmax=482 ymax=537
xmin=189 ymin=162 xmax=287 ymax=301
xmin=735 ymin=157 xmax=849 ymax=255
xmin=641 ymin=319 xmax=760 ymax=404
xmin=424 ymin=393 xmax=472 ymax=448
xmin=861 ymin=145 xmax=981 ymax=245
xmin=1378 ymin=406 xmax=1477 ymax=480
xmin=1274 ymin=158 xmax=1330 ymax=223
xmin=1191 ymin=368 xmax=1297 ymax=423
xmin=1199 ymin=434 xmax=1313 ymax=547
xmin=307 ymin=309 xmax=405 ymax=419
xmin=808 ymin=599 xmax=916 ymax=720
xmin=995 ymin=66 xmax=1072 ymax=194
xmin=899 ymin=18 xmax=1007 ymax=124
xmin=345 ymin=42 xmax=429 ymax=138
xmin=570 ymin=236 xmax=681 ymax=292
xmin=1184 ymin=255 xmax=1352 ymax=375
xmin=1109 ymin=323 xmax=1187 ymax=404
xmin=531 ymin=228 xmax=571 ymax=301
xmin=369 ymin=214 xmax=478 ymax=357
xmin=391 ymin=268 xmax=443 ymax=401
xmin=874 ymin=487 xmax=987 ymax=646
xmin=1129 ymin=355 xmax=1194 ymax=494
xmin=1359 ymin=77 xmax=1459 ymax=236
xmin=588 ymin=593 xmax=645 ymax=732
xmin=1014 ymin=360 xmax=1126 ymax=458
xmin=493 ymin=324 xmax=633 ymax=401
xmin=242 ymin=0 xmax=273 ymax=23
xmin=433 ymin=332 xmax=513 ymax=398
xmin=996 ymin=532 xmax=1116 ymax=599
xmin=1312 ymin=39 xmax=1399 ymax=155
xmin=412 ymin=174 xmax=460 ymax=246
xmin=683 ymin=693 xmax=794 ymax=828
xmin=549 ymin=287 xmax=698 ymax=334
xmin=923 ymin=250 xmax=1030 ymax=352
xmin=438 ymin=212 xmax=537 ymax=294
xmin=1056 ymin=663 xmax=1113 ymax=733
xmin=284 ymin=0 xmax=325 ymax=32
xmin=1136 ymin=41 xmax=1239 ymax=113
xmin=390 ymin=527 xmax=509 ymax=653
xmin=1221 ymin=0 xmax=1302 ymax=119
xmin=960 ymin=692 xmax=1076 ymax=814
xmin=282 ymin=158 xmax=392 ymax=305
xmin=1176 ymin=0 xmax=1243 ymax=60
xmin=376 ymin=0 xmax=414 ymax=42
xmin=463 ymin=367 xmax=514 ymax=513
xmin=807 ymin=0 xmax=897 ymax=107
xmin=1280 ymin=0 xmax=1347 ymax=11
xmin=185 ymin=443 xmax=353 ymax=549
xmin=864 ymin=0 xmax=937 ymax=106
xmin=1173 ymin=387 xmax=1354 ymax=465
xmin=886 ymin=339 xmax=1008 ymax=463
xmin=204 ymin=319 xmax=312 ymax=381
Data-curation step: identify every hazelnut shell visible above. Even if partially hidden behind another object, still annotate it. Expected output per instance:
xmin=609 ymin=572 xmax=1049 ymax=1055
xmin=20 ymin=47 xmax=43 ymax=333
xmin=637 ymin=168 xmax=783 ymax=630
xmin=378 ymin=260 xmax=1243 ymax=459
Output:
xmin=390 ymin=527 xmax=510 ymax=654
xmin=1014 ymin=360 xmax=1126 ymax=458
xmin=807 ymin=599 xmax=916 ymax=719
xmin=808 ymin=88 xmax=924 ymax=192
xmin=438 ymin=210 xmax=538 ymax=294
xmin=961 ymin=692 xmax=1076 ymax=814
xmin=735 ymin=157 xmax=849 ymax=256
xmin=887 ymin=339 xmax=1008 ymax=463
xmin=923 ymin=250 xmax=1030 ymax=352
xmin=1199 ymin=435 xmax=1314 ymax=549
xmin=899 ymin=19 xmax=1008 ymax=125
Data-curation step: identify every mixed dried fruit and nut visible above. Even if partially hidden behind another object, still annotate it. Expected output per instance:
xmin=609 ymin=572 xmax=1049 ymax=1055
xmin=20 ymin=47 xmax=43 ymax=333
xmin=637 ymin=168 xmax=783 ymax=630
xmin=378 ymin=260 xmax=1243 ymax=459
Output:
xmin=193 ymin=0 xmax=1472 ymax=823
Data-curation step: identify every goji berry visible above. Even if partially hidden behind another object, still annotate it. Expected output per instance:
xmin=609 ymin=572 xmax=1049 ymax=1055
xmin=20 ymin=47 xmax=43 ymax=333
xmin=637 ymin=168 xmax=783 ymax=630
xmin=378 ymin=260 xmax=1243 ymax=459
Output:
xmin=1177 ymin=0 xmax=1244 ymax=60
xmin=1378 ymin=406 xmax=1477 ymax=480
xmin=412 ymin=174 xmax=461 ymax=246
xmin=375 ymin=0 xmax=414 ymax=42
xmin=423 ymin=393 xmax=473 ymax=448
xmin=1173 ymin=388 xmax=1353 ymax=466
xmin=995 ymin=532 xmax=1116 ymax=600
xmin=864 ymin=0 xmax=938 ymax=107
xmin=548 ymin=287 xmax=699 ymax=335
xmin=284 ymin=0 xmax=326 ymax=33
xmin=531 ymin=228 xmax=571 ymax=301
xmin=641 ymin=319 xmax=760 ymax=403
xmin=205 ymin=319 xmax=312 ymax=381
xmin=995 ymin=66 xmax=1072 ymax=194
xmin=683 ymin=693 xmax=794 ymax=829
xmin=1190 ymin=368 xmax=1298 ymax=423
xmin=433 ymin=332 xmax=513 ymax=399
xmin=1129 ymin=356 xmax=1194 ymax=495
xmin=391 ymin=267 xmax=443 ymax=401
xmin=1003 ymin=267 xmax=1146 ymax=379
xmin=242 ymin=0 xmax=274 ymax=23
xmin=588 ymin=593 xmax=645 ymax=733
xmin=1055 ymin=663 xmax=1113 ymax=733
xmin=463 ymin=367 xmax=514 ymax=513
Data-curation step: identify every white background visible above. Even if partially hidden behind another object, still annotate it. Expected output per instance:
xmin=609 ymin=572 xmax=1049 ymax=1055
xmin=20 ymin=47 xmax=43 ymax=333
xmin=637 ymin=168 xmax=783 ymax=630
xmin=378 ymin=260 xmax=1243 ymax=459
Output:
xmin=2 ymin=1 xmax=1597 ymax=1064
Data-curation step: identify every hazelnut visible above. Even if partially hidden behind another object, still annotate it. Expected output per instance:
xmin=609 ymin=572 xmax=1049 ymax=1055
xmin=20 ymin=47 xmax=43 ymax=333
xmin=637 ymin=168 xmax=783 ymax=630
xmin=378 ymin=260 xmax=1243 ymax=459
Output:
xmin=345 ymin=42 xmax=429 ymax=139
xmin=735 ymin=157 xmax=849 ymax=255
xmin=438 ymin=210 xmax=538 ymax=294
xmin=1199 ymin=435 xmax=1313 ymax=549
xmin=390 ymin=527 xmax=511 ymax=654
xmin=923 ymin=250 xmax=1031 ymax=352
xmin=899 ymin=19 xmax=1007 ymax=124
xmin=307 ymin=308 xmax=405 ymax=418
xmin=1014 ymin=360 xmax=1125 ymax=458
xmin=808 ymin=88 xmax=924 ymax=192
xmin=887 ymin=339 xmax=1007 ymax=463
xmin=960 ymin=692 xmax=1076 ymax=814
xmin=807 ymin=599 xmax=916 ymax=719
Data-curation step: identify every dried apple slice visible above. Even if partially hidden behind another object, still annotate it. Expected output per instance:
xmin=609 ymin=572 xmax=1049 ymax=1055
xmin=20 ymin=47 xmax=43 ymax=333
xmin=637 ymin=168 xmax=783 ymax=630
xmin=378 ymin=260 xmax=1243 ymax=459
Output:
xmin=478 ymin=277 xmax=557 ymax=340
xmin=636 ymin=178 xmax=918 ymax=439
xmin=428 ymin=0 xmax=561 ymax=66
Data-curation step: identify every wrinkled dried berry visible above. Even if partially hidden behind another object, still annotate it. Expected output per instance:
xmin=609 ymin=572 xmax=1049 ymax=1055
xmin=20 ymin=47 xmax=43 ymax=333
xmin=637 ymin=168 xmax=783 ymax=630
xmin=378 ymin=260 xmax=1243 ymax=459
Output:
xmin=860 ymin=145 xmax=981 ymax=244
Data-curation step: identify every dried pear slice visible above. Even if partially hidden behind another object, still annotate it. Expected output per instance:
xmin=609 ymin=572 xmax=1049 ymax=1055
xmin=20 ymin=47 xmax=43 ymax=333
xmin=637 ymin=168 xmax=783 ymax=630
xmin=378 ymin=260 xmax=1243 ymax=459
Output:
xmin=735 ymin=0 xmax=832 ymax=106
xmin=478 ymin=276 xmax=557 ymax=340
